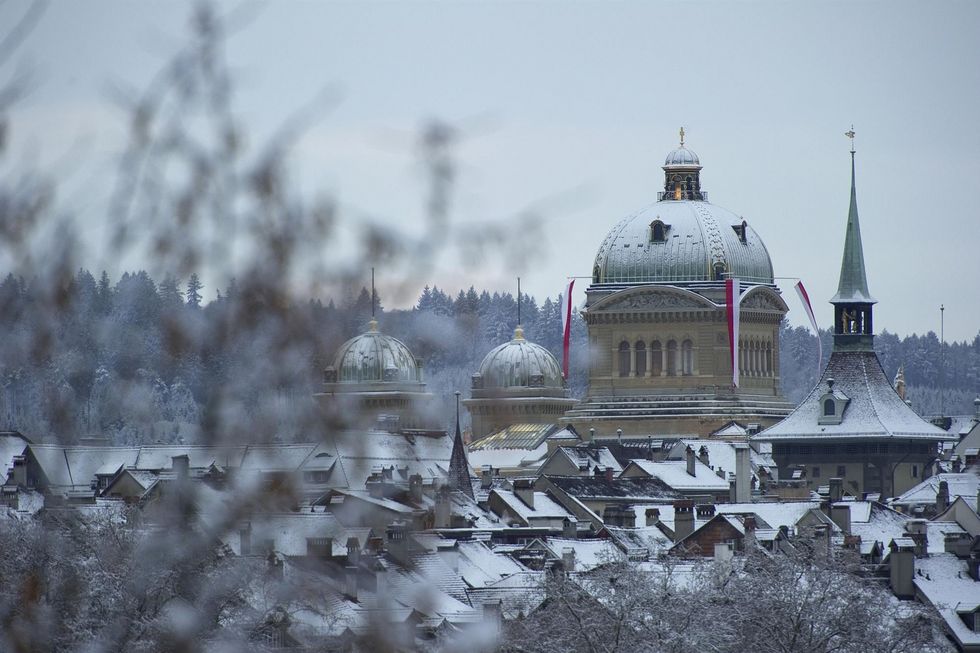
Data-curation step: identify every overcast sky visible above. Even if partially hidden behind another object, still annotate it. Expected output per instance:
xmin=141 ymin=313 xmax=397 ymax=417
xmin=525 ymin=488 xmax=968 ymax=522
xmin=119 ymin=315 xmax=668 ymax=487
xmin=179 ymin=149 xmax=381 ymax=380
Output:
xmin=8 ymin=0 xmax=980 ymax=341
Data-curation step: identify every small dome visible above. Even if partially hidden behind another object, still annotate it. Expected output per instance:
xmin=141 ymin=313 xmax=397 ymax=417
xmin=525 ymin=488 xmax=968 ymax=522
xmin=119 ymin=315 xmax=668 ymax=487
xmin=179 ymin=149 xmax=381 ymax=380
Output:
xmin=478 ymin=327 xmax=564 ymax=390
xmin=664 ymin=146 xmax=700 ymax=168
xmin=333 ymin=320 xmax=420 ymax=383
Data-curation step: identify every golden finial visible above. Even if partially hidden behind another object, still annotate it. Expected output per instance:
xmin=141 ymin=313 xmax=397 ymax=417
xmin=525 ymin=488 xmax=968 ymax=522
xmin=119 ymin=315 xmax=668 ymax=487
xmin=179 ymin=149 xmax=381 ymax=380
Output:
xmin=679 ymin=126 xmax=685 ymax=147
xmin=513 ymin=325 xmax=525 ymax=341
xmin=368 ymin=318 xmax=379 ymax=333
xmin=845 ymin=125 xmax=855 ymax=153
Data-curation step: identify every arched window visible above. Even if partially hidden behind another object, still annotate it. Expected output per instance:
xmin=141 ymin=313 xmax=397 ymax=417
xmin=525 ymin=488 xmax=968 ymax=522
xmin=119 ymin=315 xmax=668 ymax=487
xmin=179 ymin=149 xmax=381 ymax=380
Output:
xmin=651 ymin=341 xmax=663 ymax=376
xmin=682 ymin=339 xmax=694 ymax=375
xmin=650 ymin=220 xmax=668 ymax=242
xmin=823 ymin=399 xmax=836 ymax=416
xmin=666 ymin=340 xmax=678 ymax=376
xmin=634 ymin=341 xmax=647 ymax=377
xmin=618 ymin=341 xmax=630 ymax=378
xmin=765 ymin=341 xmax=773 ymax=376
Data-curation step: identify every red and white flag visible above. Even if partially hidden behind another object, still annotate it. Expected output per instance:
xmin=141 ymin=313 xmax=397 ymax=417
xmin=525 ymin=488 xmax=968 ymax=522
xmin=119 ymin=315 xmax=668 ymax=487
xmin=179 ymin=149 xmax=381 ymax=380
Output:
xmin=560 ymin=279 xmax=576 ymax=379
xmin=794 ymin=280 xmax=822 ymax=377
xmin=725 ymin=278 xmax=741 ymax=388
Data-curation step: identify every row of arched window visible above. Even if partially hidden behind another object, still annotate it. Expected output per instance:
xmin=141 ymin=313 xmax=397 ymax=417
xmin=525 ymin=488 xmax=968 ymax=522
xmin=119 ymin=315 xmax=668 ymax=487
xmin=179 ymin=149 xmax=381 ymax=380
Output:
xmin=617 ymin=339 xmax=694 ymax=378
xmin=739 ymin=338 xmax=774 ymax=377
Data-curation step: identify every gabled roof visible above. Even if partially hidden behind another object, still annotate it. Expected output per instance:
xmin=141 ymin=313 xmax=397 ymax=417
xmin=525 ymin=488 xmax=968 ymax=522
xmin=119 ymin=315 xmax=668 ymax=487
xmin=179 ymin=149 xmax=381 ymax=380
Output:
xmin=891 ymin=472 xmax=979 ymax=511
xmin=755 ymin=351 xmax=953 ymax=442
xmin=544 ymin=475 xmax=678 ymax=502
xmin=622 ymin=459 xmax=729 ymax=493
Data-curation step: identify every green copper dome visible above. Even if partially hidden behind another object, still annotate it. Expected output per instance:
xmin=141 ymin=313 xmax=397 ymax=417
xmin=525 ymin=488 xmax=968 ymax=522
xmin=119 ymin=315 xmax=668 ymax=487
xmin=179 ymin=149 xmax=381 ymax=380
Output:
xmin=333 ymin=320 xmax=421 ymax=383
xmin=477 ymin=327 xmax=564 ymax=390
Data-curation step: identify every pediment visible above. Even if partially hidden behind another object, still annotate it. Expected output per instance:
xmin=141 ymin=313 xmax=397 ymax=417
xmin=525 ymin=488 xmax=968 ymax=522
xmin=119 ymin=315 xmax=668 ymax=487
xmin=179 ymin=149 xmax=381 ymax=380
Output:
xmin=593 ymin=287 xmax=713 ymax=312
xmin=739 ymin=287 xmax=789 ymax=312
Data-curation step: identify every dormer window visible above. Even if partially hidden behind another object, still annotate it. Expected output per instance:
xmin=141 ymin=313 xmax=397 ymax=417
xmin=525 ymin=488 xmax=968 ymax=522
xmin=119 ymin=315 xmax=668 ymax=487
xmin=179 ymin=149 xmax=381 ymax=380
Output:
xmin=818 ymin=378 xmax=850 ymax=425
xmin=732 ymin=219 xmax=748 ymax=244
xmin=650 ymin=219 xmax=670 ymax=242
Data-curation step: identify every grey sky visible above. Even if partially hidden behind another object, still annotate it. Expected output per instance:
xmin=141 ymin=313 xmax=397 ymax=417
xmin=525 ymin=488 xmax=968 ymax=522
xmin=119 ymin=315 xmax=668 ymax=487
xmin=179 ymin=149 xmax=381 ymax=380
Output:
xmin=9 ymin=0 xmax=980 ymax=341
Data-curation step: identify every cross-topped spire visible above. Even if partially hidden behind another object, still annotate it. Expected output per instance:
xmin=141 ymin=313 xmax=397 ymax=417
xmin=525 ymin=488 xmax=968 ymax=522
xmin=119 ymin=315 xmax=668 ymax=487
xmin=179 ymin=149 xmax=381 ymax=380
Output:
xmin=845 ymin=125 xmax=855 ymax=154
xmin=679 ymin=126 xmax=685 ymax=147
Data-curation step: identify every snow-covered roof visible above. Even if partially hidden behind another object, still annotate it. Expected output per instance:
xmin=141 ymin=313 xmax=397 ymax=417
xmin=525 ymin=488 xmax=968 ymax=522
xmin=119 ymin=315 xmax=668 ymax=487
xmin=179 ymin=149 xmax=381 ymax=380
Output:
xmin=555 ymin=446 xmax=623 ymax=473
xmin=491 ymin=489 xmax=571 ymax=521
xmin=546 ymin=475 xmax=678 ymax=502
xmin=623 ymin=459 xmax=729 ymax=492
xmin=848 ymin=502 xmax=909 ymax=554
xmin=755 ymin=351 xmax=954 ymax=442
xmin=893 ymin=472 xmax=980 ymax=512
xmin=914 ymin=554 xmax=980 ymax=649
xmin=716 ymin=501 xmax=823 ymax=531
xmin=540 ymin=537 xmax=624 ymax=571
xmin=456 ymin=540 xmax=526 ymax=588
xmin=668 ymin=439 xmax=775 ymax=481
xmin=468 ymin=442 xmax=548 ymax=474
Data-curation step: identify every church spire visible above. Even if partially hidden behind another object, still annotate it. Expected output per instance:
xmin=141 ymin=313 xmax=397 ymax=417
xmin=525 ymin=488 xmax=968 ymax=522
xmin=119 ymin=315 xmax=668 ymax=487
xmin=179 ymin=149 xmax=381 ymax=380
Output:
xmin=447 ymin=391 xmax=474 ymax=499
xmin=831 ymin=129 xmax=876 ymax=352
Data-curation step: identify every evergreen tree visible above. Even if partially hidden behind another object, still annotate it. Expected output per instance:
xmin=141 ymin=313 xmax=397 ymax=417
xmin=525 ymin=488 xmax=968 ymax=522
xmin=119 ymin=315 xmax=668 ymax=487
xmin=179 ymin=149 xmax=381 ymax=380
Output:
xmin=186 ymin=274 xmax=203 ymax=309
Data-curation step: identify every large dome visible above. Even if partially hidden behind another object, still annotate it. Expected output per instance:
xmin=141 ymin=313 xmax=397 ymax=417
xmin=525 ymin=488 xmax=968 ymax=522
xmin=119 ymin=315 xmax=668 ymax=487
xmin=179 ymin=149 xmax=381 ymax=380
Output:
xmin=477 ymin=327 xmax=564 ymax=390
xmin=593 ymin=201 xmax=774 ymax=285
xmin=333 ymin=320 xmax=420 ymax=383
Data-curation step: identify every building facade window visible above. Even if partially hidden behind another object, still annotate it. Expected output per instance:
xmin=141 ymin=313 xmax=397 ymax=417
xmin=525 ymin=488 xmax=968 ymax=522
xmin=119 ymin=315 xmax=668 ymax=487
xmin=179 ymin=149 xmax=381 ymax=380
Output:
xmin=836 ymin=465 xmax=846 ymax=477
xmin=634 ymin=341 xmax=646 ymax=377
xmin=823 ymin=399 xmax=835 ymax=416
xmin=666 ymin=340 xmax=678 ymax=376
xmin=681 ymin=339 xmax=694 ymax=375
xmin=812 ymin=466 xmax=821 ymax=478
xmin=651 ymin=341 xmax=663 ymax=376
xmin=618 ymin=341 xmax=630 ymax=377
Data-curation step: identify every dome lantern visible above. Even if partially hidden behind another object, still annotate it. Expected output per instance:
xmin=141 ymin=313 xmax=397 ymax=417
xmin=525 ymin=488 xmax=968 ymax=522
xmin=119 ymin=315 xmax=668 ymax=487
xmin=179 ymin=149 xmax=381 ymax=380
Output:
xmin=661 ymin=127 xmax=705 ymax=201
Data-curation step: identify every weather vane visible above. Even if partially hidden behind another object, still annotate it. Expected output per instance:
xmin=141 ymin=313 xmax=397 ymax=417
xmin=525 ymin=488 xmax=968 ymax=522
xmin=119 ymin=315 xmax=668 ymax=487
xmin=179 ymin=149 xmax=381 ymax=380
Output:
xmin=845 ymin=125 xmax=855 ymax=153
xmin=679 ymin=126 xmax=685 ymax=147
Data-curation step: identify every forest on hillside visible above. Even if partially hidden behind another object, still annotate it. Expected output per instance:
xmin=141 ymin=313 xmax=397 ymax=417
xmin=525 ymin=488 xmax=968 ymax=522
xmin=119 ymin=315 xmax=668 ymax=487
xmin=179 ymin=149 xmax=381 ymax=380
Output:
xmin=1 ymin=269 xmax=977 ymax=445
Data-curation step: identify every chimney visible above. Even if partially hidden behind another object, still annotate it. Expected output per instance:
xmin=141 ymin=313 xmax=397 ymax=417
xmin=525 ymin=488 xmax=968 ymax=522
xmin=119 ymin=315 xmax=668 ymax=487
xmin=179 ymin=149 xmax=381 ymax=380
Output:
xmin=172 ymin=454 xmax=189 ymax=479
xmin=436 ymin=541 xmax=458 ymax=572
xmin=604 ymin=466 xmax=614 ymax=482
xmin=729 ymin=479 xmax=737 ymax=503
xmin=829 ymin=477 xmax=843 ymax=503
xmin=645 ymin=508 xmax=661 ymax=527
xmin=697 ymin=445 xmax=710 ymax=467
xmin=673 ymin=500 xmax=695 ymax=542
xmin=374 ymin=560 xmax=388 ymax=595
xmin=344 ymin=566 xmax=358 ymax=601
xmin=974 ymin=396 xmax=980 ymax=419
xmin=716 ymin=468 xmax=725 ymax=479
xmin=10 ymin=455 xmax=26 ymax=487
xmin=969 ymin=554 xmax=980 ymax=582
xmin=561 ymin=547 xmax=576 ymax=572
xmin=620 ymin=504 xmax=636 ymax=529
xmin=831 ymin=503 xmax=851 ymax=534
xmin=367 ymin=476 xmax=384 ymax=499
xmin=513 ymin=479 xmax=535 ymax=510
xmin=696 ymin=504 xmax=715 ymax=520
xmin=409 ymin=474 xmax=423 ymax=503
xmin=936 ymin=480 xmax=950 ymax=514
xmin=616 ymin=429 xmax=623 ymax=444
xmin=734 ymin=443 xmax=751 ymax=503
xmin=385 ymin=522 xmax=410 ymax=565
xmin=953 ymin=458 xmax=963 ymax=473
xmin=563 ymin=517 xmax=578 ymax=539
xmin=889 ymin=539 xmax=916 ymax=598
xmin=904 ymin=519 xmax=928 ymax=557
xmin=685 ymin=446 xmax=696 ymax=477
xmin=434 ymin=486 xmax=452 ymax=528
xmin=743 ymin=515 xmax=757 ymax=533
xmin=481 ymin=465 xmax=494 ymax=489
xmin=347 ymin=537 xmax=361 ymax=565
